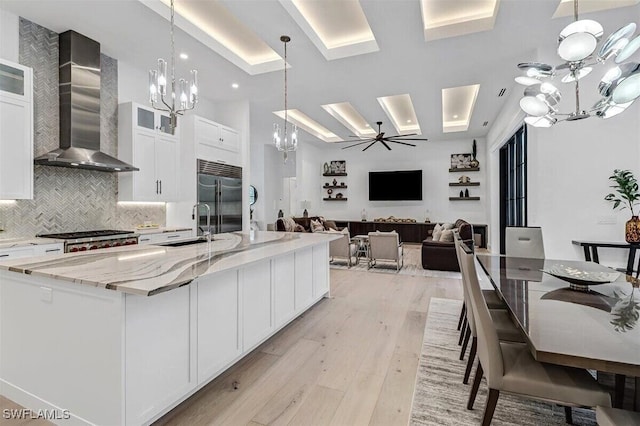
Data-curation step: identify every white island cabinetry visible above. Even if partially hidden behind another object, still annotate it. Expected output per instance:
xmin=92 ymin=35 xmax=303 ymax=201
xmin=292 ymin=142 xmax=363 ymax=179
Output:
xmin=0 ymin=233 xmax=334 ymax=425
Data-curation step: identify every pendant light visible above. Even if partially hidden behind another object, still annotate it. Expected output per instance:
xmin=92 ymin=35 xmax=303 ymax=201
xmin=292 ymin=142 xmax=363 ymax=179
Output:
xmin=515 ymin=0 xmax=640 ymax=127
xmin=273 ymin=35 xmax=298 ymax=163
xmin=148 ymin=0 xmax=198 ymax=134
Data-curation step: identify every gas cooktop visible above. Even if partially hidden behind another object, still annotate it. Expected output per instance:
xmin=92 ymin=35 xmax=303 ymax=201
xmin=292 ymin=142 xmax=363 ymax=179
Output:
xmin=38 ymin=230 xmax=135 ymax=240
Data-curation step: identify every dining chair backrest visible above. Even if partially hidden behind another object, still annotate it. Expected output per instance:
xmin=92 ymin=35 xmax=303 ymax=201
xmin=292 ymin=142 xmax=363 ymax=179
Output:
xmin=368 ymin=231 xmax=400 ymax=260
xmin=460 ymin=248 xmax=505 ymax=389
xmin=454 ymin=235 xmax=477 ymax=338
xmin=505 ymin=227 xmax=545 ymax=259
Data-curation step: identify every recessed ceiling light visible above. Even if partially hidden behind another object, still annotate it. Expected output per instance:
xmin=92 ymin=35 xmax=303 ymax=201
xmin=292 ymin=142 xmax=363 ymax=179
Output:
xmin=232 ymin=83 xmax=239 ymax=89
xmin=179 ymin=52 xmax=189 ymax=60
xmin=145 ymin=0 xmax=283 ymax=75
xmin=420 ymin=0 xmax=500 ymax=41
xmin=281 ymin=0 xmax=379 ymax=60
xmin=442 ymin=84 xmax=480 ymax=133
xmin=321 ymin=102 xmax=375 ymax=138
xmin=377 ymin=94 xmax=422 ymax=135
xmin=273 ymin=109 xmax=341 ymax=142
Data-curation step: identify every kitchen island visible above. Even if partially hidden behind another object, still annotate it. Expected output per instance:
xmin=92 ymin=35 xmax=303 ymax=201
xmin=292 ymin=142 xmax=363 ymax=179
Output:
xmin=0 ymin=231 xmax=337 ymax=425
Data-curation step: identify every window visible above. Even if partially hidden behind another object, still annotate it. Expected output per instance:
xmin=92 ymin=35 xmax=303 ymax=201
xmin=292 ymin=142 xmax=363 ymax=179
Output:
xmin=499 ymin=125 xmax=527 ymax=254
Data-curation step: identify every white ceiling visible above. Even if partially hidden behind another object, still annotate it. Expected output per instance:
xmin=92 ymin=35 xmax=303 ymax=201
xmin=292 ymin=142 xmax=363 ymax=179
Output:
xmin=2 ymin=0 xmax=640 ymax=150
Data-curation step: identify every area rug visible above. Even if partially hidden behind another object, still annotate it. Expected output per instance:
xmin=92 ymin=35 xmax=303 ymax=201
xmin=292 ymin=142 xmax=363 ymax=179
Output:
xmin=410 ymin=298 xmax=597 ymax=426
xmin=329 ymin=245 xmax=461 ymax=279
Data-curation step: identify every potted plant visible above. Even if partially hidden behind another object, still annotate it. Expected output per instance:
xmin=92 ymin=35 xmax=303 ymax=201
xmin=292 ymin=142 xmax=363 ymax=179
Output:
xmin=605 ymin=169 xmax=640 ymax=243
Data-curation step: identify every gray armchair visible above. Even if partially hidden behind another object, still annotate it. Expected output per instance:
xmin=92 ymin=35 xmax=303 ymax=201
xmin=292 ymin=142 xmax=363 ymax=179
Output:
xmin=368 ymin=231 xmax=403 ymax=271
xmin=329 ymin=232 xmax=358 ymax=267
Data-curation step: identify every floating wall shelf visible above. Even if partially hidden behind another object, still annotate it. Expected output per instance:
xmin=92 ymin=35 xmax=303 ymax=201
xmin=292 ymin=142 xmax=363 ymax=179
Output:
xmin=449 ymin=197 xmax=480 ymax=201
xmin=323 ymin=198 xmax=348 ymax=201
xmin=323 ymin=185 xmax=348 ymax=189
xmin=449 ymin=167 xmax=479 ymax=172
xmin=449 ymin=182 xmax=480 ymax=187
xmin=322 ymin=173 xmax=347 ymax=177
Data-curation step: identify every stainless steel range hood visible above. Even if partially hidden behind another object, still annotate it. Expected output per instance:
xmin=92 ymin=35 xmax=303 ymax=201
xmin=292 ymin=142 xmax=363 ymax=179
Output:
xmin=34 ymin=30 xmax=138 ymax=172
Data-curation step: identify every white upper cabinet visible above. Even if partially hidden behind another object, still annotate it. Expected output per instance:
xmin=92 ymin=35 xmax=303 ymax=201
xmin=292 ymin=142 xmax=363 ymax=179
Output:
xmin=0 ymin=59 xmax=33 ymax=200
xmin=118 ymin=102 xmax=179 ymax=202
xmin=192 ymin=116 xmax=240 ymax=166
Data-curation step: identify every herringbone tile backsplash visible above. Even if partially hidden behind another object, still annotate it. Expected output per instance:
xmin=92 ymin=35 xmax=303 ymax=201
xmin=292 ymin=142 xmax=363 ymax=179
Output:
xmin=0 ymin=19 xmax=164 ymax=238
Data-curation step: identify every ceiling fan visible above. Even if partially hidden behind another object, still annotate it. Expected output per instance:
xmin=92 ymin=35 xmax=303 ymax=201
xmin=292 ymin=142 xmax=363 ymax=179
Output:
xmin=339 ymin=121 xmax=428 ymax=151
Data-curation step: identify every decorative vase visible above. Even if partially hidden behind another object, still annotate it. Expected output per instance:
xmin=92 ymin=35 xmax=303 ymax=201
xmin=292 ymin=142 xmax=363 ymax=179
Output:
xmin=465 ymin=188 xmax=470 ymax=197
xmin=625 ymin=216 xmax=640 ymax=243
xmin=361 ymin=208 xmax=367 ymax=221
xmin=459 ymin=190 xmax=464 ymax=197
xmin=303 ymin=209 xmax=308 ymax=218
xmin=333 ymin=178 xmax=337 ymax=186
xmin=278 ymin=209 xmax=284 ymax=218
xmin=323 ymin=163 xmax=329 ymax=174
xmin=470 ymin=139 xmax=479 ymax=168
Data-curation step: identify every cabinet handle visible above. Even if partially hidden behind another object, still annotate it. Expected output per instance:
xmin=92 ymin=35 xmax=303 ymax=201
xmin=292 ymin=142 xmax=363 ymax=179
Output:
xmin=159 ymin=180 xmax=162 ymax=194
xmin=45 ymin=248 xmax=61 ymax=253
xmin=140 ymin=238 xmax=150 ymax=242
xmin=0 ymin=254 xmax=9 ymax=258
xmin=156 ymin=180 xmax=159 ymax=194
xmin=167 ymin=235 xmax=181 ymax=239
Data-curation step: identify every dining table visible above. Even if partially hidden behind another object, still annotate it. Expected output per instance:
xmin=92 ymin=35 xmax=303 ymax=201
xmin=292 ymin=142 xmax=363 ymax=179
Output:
xmin=476 ymin=254 xmax=640 ymax=411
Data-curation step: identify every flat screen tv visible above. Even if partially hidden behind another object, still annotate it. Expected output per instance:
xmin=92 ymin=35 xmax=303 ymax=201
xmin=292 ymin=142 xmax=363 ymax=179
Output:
xmin=369 ymin=170 xmax=422 ymax=201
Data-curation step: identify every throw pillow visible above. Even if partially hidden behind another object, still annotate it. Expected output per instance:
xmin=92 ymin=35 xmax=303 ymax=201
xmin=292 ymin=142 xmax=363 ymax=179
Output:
xmin=325 ymin=227 xmax=341 ymax=233
xmin=442 ymin=223 xmax=454 ymax=230
xmin=323 ymin=220 xmax=338 ymax=230
xmin=310 ymin=219 xmax=324 ymax=233
xmin=433 ymin=223 xmax=443 ymax=241
xmin=439 ymin=229 xmax=454 ymax=242
xmin=283 ymin=217 xmax=297 ymax=232
xmin=293 ymin=224 xmax=305 ymax=232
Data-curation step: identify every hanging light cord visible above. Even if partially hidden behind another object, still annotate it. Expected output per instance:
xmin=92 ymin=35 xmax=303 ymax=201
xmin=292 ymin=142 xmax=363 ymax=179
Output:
xmin=170 ymin=0 xmax=176 ymax=112
xmin=283 ymin=38 xmax=288 ymax=143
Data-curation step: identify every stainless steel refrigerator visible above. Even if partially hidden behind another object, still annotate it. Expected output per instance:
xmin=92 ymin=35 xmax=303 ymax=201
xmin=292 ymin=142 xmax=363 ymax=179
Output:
xmin=197 ymin=160 xmax=243 ymax=235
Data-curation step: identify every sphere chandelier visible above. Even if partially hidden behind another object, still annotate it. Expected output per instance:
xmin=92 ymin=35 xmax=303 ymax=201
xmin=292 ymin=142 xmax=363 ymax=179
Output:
xmin=516 ymin=0 xmax=640 ymax=127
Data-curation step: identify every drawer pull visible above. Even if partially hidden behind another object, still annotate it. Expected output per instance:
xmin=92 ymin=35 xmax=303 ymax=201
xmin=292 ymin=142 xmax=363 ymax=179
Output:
xmin=140 ymin=238 xmax=150 ymax=242
xmin=45 ymin=248 xmax=61 ymax=253
xmin=167 ymin=235 xmax=181 ymax=239
xmin=0 ymin=254 xmax=9 ymax=258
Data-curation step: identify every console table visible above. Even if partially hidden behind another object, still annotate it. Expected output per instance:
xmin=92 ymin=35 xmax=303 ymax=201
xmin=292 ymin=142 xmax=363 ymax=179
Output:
xmin=572 ymin=240 xmax=640 ymax=275
xmin=333 ymin=221 xmax=488 ymax=247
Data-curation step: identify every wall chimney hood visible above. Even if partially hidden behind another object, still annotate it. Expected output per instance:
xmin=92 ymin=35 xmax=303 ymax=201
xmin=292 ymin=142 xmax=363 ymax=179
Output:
xmin=34 ymin=30 xmax=138 ymax=172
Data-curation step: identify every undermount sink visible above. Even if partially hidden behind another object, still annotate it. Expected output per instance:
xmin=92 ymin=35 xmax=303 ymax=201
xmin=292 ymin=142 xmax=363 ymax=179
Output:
xmin=156 ymin=238 xmax=209 ymax=247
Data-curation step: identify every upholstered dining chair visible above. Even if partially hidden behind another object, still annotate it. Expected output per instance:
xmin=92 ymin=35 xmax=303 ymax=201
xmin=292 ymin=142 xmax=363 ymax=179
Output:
xmin=460 ymin=247 xmax=611 ymax=426
xmin=328 ymin=231 xmax=358 ymax=267
xmin=454 ymin=236 xmax=524 ymax=385
xmin=596 ymin=406 xmax=640 ymax=425
xmin=368 ymin=231 xmax=403 ymax=271
xmin=505 ymin=226 xmax=545 ymax=259
xmin=453 ymin=233 xmax=506 ymax=351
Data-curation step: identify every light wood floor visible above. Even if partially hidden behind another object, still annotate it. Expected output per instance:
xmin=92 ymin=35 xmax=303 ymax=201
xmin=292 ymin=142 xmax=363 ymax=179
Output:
xmin=156 ymin=266 xmax=463 ymax=425
xmin=0 ymin=256 xmax=463 ymax=426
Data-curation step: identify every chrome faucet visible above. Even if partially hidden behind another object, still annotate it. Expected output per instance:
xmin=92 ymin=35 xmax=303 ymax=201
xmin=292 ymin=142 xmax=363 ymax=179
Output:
xmin=192 ymin=203 xmax=212 ymax=243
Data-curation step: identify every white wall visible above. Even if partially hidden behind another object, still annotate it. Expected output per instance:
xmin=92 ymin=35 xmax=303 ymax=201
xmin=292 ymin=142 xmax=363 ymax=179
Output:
xmin=0 ymin=8 xmax=18 ymax=62
xmin=289 ymin=137 xmax=488 ymax=225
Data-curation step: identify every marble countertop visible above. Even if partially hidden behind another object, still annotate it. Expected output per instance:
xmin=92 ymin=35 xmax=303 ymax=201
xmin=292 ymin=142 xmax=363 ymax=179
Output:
xmin=0 ymin=231 xmax=338 ymax=296
xmin=0 ymin=237 xmax=65 ymax=249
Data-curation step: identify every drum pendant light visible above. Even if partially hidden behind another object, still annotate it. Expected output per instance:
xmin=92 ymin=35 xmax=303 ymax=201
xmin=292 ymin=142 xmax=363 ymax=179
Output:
xmin=273 ymin=35 xmax=298 ymax=163
xmin=515 ymin=0 xmax=640 ymax=127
